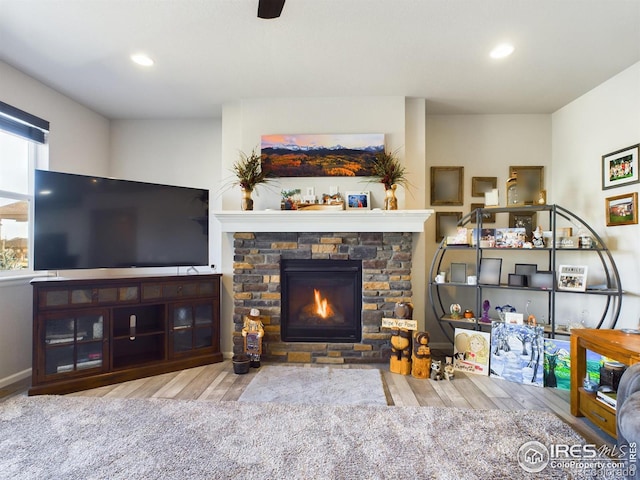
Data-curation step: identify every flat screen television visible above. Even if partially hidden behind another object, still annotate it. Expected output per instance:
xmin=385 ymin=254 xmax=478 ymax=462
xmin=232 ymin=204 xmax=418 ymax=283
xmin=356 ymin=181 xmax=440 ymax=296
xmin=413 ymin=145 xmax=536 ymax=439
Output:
xmin=34 ymin=170 xmax=209 ymax=271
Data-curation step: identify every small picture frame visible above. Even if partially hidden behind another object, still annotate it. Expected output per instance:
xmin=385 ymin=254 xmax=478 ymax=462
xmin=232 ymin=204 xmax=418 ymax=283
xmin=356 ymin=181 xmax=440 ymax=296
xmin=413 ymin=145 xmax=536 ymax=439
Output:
xmin=602 ymin=144 xmax=639 ymax=190
xmin=529 ymin=271 xmax=554 ymax=290
xmin=557 ymin=265 xmax=588 ymax=292
xmin=478 ymin=258 xmax=502 ymax=285
xmin=470 ymin=203 xmax=496 ymax=224
xmin=450 ymin=263 xmax=467 ymax=284
xmin=345 ymin=191 xmax=371 ymax=210
xmin=431 ymin=166 xmax=464 ymax=206
xmin=605 ymin=192 xmax=638 ymax=226
xmin=508 ymin=274 xmax=528 ymax=287
xmin=471 ymin=177 xmax=497 ymax=198
xmin=515 ymin=264 xmax=537 ymax=279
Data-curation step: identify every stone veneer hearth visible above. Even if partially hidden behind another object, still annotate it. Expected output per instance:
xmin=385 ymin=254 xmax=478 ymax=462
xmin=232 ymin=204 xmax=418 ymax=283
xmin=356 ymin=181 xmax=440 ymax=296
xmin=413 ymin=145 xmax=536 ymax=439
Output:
xmin=232 ymin=231 xmax=413 ymax=364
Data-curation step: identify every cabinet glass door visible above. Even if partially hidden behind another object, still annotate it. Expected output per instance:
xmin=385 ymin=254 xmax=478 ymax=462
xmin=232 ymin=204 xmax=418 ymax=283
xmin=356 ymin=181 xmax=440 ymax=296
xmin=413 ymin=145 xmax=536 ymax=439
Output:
xmin=171 ymin=303 xmax=214 ymax=355
xmin=43 ymin=312 xmax=105 ymax=376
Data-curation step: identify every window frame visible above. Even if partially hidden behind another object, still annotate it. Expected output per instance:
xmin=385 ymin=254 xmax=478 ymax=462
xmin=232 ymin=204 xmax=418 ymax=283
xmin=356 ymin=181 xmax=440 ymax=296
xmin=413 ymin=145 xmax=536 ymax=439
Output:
xmin=0 ymin=103 xmax=49 ymax=277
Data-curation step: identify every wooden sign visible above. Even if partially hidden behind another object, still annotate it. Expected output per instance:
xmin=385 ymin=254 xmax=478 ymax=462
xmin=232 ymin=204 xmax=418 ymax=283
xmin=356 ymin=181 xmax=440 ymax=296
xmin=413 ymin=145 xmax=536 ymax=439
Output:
xmin=381 ymin=318 xmax=418 ymax=330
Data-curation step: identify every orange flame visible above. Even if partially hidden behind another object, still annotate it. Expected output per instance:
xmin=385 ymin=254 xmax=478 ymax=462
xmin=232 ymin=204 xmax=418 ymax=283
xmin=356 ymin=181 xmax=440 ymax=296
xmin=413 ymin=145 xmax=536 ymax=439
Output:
xmin=314 ymin=289 xmax=332 ymax=318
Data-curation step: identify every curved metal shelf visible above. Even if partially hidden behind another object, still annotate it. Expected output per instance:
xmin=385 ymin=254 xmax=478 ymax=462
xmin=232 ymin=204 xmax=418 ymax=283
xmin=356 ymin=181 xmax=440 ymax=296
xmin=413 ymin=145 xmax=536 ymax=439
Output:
xmin=428 ymin=204 xmax=623 ymax=343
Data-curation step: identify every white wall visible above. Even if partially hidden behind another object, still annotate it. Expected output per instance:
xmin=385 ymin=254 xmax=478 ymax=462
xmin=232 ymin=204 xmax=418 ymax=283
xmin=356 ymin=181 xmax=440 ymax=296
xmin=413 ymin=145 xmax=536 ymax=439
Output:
xmin=0 ymin=61 xmax=110 ymax=387
xmin=109 ymin=119 xmax=222 ymax=273
xmin=0 ymin=61 xmax=110 ymax=175
xmin=552 ymin=62 xmax=640 ymax=330
xmin=425 ymin=114 xmax=552 ymax=342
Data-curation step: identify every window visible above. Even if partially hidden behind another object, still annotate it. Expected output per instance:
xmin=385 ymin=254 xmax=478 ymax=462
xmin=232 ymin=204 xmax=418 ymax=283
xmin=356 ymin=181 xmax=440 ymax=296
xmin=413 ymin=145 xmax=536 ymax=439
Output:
xmin=0 ymin=102 xmax=49 ymax=275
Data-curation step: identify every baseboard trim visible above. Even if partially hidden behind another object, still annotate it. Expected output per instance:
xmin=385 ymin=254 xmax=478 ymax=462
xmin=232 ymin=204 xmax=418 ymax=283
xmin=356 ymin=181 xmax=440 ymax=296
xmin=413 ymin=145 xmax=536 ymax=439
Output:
xmin=0 ymin=368 xmax=31 ymax=389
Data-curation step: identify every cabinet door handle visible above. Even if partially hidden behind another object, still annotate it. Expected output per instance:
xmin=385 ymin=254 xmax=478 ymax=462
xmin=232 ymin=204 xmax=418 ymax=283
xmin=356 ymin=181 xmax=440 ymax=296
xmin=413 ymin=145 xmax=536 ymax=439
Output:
xmin=129 ymin=314 xmax=136 ymax=340
xmin=589 ymin=410 xmax=607 ymax=423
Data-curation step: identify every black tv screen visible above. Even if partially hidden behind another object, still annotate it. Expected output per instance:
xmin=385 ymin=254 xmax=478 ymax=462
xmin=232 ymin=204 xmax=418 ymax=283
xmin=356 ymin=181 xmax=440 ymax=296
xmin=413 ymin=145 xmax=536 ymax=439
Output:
xmin=34 ymin=170 xmax=209 ymax=271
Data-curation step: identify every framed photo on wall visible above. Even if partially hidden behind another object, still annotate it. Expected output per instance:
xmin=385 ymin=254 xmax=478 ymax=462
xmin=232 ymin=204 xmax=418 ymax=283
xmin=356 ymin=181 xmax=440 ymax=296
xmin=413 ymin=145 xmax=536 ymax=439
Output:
xmin=605 ymin=192 xmax=638 ymax=226
xmin=509 ymin=166 xmax=544 ymax=205
xmin=435 ymin=211 xmax=462 ymax=243
xmin=431 ymin=167 xmax=464 ymax=206
xmin=471 ymin=177 xmax=497 ymax=198
xmin=602 ymin=144 xmax=639 ymax=190
xmin=470 ymin=203 xmax=496 ymax=224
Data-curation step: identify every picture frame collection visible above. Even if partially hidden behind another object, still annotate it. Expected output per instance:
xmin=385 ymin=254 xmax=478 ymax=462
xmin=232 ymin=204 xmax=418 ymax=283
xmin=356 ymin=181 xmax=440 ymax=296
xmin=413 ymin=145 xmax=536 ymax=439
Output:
xmin=430 ymin=139 xmax=640 ymax=241
xmin=602 ymin=143 xmax=639 ymax=227
xmin=430 ymin=167 xmax=546 ymax=242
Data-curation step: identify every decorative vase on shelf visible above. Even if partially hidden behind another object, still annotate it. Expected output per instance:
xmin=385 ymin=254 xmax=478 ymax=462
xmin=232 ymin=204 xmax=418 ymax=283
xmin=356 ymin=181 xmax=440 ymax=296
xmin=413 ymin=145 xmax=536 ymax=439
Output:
xmin=241 ymin=188 xmax=254 ymax=211
xmin=384 ymin=184 xmax=398 ymax=210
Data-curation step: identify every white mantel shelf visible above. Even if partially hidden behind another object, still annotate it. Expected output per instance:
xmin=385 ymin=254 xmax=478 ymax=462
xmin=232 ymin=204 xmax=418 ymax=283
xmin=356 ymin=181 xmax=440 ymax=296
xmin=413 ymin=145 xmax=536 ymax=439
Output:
xmin=213 ymin=209 xmax=434 ymax=233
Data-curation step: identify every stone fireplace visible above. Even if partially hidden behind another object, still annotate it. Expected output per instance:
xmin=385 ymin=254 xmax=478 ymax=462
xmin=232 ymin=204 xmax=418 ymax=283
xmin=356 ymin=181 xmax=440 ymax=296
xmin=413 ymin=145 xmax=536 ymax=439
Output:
xmin=230 ymin=230 xmax=412 ymax=363
xmin=215 ymin=209 xmax=433 ymax=364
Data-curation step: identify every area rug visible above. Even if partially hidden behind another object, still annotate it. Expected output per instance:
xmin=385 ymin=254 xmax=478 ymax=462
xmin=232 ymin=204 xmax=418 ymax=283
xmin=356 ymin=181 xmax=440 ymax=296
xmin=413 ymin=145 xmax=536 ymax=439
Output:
xmin=238 ymin=365 xmax=387 ymax=405
xmin=0 ymin=395 xmax=591 ymax=479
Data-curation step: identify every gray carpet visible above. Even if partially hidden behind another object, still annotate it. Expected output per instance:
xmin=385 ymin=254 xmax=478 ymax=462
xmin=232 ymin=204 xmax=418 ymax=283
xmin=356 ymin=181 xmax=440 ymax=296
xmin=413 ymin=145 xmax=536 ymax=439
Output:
xmin=238 ymin=366 xmax=388 ymax=405
xmin=0 ymin=395 xmax=589 ymax=479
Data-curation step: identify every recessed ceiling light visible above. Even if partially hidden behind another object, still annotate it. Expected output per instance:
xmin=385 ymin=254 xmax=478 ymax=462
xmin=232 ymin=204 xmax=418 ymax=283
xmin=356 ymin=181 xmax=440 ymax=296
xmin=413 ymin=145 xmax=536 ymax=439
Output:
xmin=490 ymin=43 xmax=515 ymax=59
xmin=130 ymin=53 xmax=154 ymax=67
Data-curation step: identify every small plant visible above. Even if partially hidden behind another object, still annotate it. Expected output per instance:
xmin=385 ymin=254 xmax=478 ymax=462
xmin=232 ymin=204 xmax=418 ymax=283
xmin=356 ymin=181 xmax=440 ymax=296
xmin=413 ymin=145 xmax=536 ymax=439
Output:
xmin=370 ymin=149 xmax=410 ymax=190
xmin=231 ymin=148 xmax=273 ymax=191
xmin=0 ymin=249 xmax=21 ymax=271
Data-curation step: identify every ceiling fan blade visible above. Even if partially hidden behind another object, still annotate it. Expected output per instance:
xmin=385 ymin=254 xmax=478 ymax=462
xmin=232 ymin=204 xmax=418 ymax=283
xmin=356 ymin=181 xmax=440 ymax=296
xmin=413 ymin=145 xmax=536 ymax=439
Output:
xmin=258 ymin=0 xmax=286 ymax=19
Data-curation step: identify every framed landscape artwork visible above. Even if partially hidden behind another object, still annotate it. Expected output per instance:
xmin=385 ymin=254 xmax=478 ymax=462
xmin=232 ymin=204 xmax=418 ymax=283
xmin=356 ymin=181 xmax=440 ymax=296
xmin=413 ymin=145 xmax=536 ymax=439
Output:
xmin=490 ymin=322 xmax=544 ymax=387
xmin=601 ymin=144 xmax=639 ymax=190
xmin=260 ymin=133 xmax=384 ymax=177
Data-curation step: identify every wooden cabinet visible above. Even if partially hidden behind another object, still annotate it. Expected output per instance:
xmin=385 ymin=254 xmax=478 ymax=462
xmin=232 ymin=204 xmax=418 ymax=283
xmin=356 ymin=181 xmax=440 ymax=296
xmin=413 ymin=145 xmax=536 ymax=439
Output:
xmin=570 ymin=329 xmax=640 ymax=438
xmin=30 ymin=274 xmax=222 ymax=395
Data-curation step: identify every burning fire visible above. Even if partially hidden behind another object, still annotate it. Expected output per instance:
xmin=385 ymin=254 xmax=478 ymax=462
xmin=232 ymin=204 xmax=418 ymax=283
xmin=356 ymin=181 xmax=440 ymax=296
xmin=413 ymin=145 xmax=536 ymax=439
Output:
xmin=314 ymin=289 xmax=334 ymax=318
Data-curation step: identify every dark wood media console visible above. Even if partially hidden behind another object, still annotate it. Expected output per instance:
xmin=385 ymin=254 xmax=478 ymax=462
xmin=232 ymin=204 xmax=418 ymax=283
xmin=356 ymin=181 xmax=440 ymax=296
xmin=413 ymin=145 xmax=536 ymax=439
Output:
xmin=29 ymin=273 xmax=222 ymax=395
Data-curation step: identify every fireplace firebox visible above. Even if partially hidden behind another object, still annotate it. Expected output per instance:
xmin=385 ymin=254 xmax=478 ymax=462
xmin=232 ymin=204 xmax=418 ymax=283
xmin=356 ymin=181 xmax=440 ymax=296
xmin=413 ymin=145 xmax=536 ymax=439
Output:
xmin=281 ymin=259 xmax=362 ymax=342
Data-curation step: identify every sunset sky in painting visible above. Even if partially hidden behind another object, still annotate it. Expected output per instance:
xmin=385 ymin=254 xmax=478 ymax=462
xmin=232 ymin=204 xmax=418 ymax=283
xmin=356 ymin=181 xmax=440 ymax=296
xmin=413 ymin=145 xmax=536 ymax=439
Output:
xmin=261 ymin=133 xmax=384 ymax=150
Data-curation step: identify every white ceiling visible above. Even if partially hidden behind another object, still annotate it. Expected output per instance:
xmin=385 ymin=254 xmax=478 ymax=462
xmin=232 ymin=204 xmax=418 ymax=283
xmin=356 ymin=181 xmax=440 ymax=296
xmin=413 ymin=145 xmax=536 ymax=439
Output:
xmin=1 ymin=0 xmax=639 ymax=119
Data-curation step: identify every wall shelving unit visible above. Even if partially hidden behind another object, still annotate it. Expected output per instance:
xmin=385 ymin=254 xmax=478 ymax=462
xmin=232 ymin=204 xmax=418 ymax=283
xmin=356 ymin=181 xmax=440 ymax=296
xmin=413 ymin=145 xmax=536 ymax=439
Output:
xmin=428 ymin=204 xmax=622 ymax=342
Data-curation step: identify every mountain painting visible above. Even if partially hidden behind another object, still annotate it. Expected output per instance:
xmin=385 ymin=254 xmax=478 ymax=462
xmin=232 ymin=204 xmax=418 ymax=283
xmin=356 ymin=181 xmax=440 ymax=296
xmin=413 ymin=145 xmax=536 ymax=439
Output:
xmin=261 ymin=134 xmax=384 ymax=177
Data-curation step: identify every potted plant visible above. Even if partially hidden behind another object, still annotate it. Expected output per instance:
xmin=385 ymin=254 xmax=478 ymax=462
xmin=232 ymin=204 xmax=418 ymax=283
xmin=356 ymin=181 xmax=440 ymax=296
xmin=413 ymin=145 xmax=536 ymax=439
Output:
xmin=370 ymin=149 xmax=410 ymax=210
xmin=230 ymin=148 xmax=274 ymax=210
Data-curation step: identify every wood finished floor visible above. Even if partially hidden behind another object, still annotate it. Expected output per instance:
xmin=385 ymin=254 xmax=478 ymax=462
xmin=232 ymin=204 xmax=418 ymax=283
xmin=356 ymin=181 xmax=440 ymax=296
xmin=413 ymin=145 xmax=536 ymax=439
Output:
xmin=1 ymin=360 xmax=615 ymax=448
